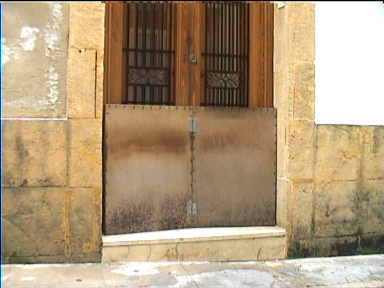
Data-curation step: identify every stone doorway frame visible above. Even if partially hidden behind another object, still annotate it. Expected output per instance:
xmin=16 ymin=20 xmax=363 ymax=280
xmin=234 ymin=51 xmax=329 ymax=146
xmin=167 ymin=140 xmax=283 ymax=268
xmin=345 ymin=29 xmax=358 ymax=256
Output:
xmin=67 ymin=2 xmax=315 ymax=257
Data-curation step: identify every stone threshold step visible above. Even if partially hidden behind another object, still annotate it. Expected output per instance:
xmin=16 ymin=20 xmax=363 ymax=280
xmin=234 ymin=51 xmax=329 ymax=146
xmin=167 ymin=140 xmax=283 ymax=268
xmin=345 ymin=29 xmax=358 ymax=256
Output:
xmin=102 ymin=226 xmax=287 ymax=262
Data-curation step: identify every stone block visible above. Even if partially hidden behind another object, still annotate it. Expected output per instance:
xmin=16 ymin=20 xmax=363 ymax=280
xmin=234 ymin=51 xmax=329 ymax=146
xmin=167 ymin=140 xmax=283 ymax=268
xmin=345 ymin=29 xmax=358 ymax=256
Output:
xmin=315 ymin=125 xmax=361 ymax=182
xmin=68 ymin=48 xmax=96 ymax=118
xmin=314 ymin=181 xmax=366 ymax=238
xmin=3 ymin=188 xmax=66 ymax=258
xmin=177 ymin=237 xmax=286 ymax=262
xmin=276 ymin=178 xmax=290 ymax=229
xmin=287 ymin=3 xmax=315 ymax=64
xmin=274 ymin=4 xmax=292 ymax=120
xmin=293 ymin=62 xmax=315 ymax=121
xmin=291 ymin=181 xmax=314 ymax=239
xmin=102 ymin=227 xmax=287 ymax=262
xmin=287 ymin=120 xmax=315 ymax=180
xmin=95 ymin=51 xmax=104 ymax=119
xmin=362 ymin=127 xmax=384 ymax=180
xmin=69 ymin=3 xmax=105 ymax=50
xmin=69 ymin=188 xmax=102 ymax=257
xmin=276 ymin=121 xmax=288 ymax=179
xmin=69 ymin=119 xmax=102 ymax=187
xmin=2 ymin=120 xmax=67 ymax=187
xmin=362 ymin=180 xmax=384 ymax=235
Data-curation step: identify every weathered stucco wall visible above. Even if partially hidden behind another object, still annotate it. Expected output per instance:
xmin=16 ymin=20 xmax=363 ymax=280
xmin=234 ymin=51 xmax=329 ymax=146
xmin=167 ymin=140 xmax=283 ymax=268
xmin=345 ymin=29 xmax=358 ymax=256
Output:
xmin=275 ymin=3 xmax=384 ymax=257
xmin=2 ymin=3 xmax=69 ymax=118
xmin=2 ymin=2 xmax=105 ymax=263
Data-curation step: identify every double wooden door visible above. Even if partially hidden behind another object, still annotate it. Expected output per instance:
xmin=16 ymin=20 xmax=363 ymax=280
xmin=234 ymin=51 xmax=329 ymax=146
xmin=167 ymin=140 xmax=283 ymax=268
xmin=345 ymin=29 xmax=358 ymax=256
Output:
xmin=103 ymin=1 xmax=275 ymax=235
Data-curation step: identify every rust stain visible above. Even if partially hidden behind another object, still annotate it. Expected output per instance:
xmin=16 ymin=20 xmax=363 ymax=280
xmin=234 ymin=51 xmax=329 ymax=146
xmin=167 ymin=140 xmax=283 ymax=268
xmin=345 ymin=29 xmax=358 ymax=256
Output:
xmin=159 ymin=194 xmax=190 ymax=230
xmin=105 ymin=194 xmax=191 ymax=234
xmin=198 ymin=132 xmax=265 ymax=152
xmin=109 ymin=129 xmax=188 ymax=157
xmin=106 ymin=202 xmax=154 ymax=235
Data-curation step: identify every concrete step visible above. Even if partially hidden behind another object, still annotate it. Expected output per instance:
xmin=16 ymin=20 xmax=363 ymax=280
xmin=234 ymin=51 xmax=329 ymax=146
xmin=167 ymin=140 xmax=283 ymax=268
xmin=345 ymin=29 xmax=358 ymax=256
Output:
xmin=102 ymin=226 xmax=287 ymax=262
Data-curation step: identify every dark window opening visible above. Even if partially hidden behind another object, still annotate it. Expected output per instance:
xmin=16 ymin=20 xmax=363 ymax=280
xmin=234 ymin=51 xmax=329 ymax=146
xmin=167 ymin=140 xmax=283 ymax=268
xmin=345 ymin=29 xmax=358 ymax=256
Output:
xmin=202 ymin=1 xmax=249 ymax=107
xmin=124 ymin=2 xmax=176 ymax=105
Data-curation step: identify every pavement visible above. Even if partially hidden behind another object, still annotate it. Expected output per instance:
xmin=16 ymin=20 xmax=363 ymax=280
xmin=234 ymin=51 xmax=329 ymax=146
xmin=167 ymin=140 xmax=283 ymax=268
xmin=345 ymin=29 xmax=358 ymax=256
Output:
xmin=2 ymin=254 xmax=384 ymax=288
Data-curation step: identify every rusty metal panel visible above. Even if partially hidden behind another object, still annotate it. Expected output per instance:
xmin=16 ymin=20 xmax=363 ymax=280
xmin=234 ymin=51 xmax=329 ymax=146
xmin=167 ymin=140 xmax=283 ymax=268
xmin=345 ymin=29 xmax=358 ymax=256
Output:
xmin=104 ymin=105 xmax=193 ymax=235
xmin=193 ymin=108 xmax=276 ymax=227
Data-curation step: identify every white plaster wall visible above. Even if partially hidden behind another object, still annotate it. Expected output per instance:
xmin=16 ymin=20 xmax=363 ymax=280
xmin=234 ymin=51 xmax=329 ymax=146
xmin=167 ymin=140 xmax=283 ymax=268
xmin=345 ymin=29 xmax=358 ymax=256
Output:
xmin=315 ymin=1 xmax=384 ymax=125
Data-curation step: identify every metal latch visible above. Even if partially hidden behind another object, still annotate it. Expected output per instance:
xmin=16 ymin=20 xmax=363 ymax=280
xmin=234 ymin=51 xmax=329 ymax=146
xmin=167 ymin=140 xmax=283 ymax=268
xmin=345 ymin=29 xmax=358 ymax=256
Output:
xmin=189 ymin=117 xmax=197 ymax=133
xmin=186 ymin=200 xmax=197 ymax=216
xmin=189 ymin=54 xmax=197 ymax=64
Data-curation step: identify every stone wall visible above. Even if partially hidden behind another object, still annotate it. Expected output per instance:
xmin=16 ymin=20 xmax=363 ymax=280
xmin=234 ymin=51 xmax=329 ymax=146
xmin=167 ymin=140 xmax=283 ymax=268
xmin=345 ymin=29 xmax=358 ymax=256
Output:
xmin=2 ymin=3 xmax=105 ymax=263
xmin=275 ymin=3 xmax=384 ymax=257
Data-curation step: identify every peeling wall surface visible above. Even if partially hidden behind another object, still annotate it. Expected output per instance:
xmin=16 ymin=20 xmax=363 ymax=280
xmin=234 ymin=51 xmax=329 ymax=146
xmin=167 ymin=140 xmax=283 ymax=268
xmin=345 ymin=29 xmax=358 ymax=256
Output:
xmin=275 ymin=3 xmax=384 ymax=258
xmin=2 ymin=2 xmax=105 ymax=263
xmin=2 ymin=3 xmax=69 ymax=118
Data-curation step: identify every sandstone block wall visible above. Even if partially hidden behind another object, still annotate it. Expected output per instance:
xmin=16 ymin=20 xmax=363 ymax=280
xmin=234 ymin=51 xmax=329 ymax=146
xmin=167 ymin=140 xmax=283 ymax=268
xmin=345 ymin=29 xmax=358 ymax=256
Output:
xmin=2 ymin=3 xmax=105 ymax=263
xmin=275 ymin=3 xmax=384 ymax=257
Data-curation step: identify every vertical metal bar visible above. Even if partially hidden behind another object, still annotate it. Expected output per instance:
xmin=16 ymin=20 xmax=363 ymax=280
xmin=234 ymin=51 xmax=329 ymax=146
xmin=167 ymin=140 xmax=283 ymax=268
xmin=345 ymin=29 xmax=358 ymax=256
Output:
xmin=125 ymin=3 xmax=135 ymax=101
xmin=222 ymin=2 xmax=225 ymax=106
xmin=134 ymin=3 xmax=139 ymax=103
xmin=165 ymin=2 xmax=169 ymax=105
xmin=210 ymin=2 xmax=214 ymax=106
xmin=239 ymin=3 xmax=245 ymax=106
xmin=150 ymin=3 xmax=155 ymax=104
xmin=142 ymin=3 xmax=147 ymax=103
xmin=135 ymin=3 xmax=138 ymax=67
xmin=220 ymin=2 xmax=224 ymax=106
xmin=229 ymin=2 xmax=236 ymax=106
xmin=168 ymin=2 xmax=173 ymax=105
xmin=245 ymin=2 xmax=249 ymax=107
xmin=206 ymin=3 xmax=210 ymax=106
xmin=160 ymin=2 xmax=164 ymax=105
xmin=209 ymin=2 xmax=211 ymax=106
xmin=217 ymin=2 xmax=220 ymax=106
xmin=243 ymin=3 xmax=247 ymax=106
xmin=209 ymin=3 xmax=217 ymax=105
xmin=227 ymin=2 xmax=230 ymax=107
xmin=226 ymin=2 xmax=230 ymax=106
xmin=204 ymin=2 xmax=208 ymax=106
xmin=235 ymin=2 xmax=238 ymax=106
xmin=238 ymin=2 xmax=241 ymax=107
xmin=122 ymin=2 xmax=129 ymax=104
xmin=202 ymin=2 xmax=208 ymax=105
xmin=238 ymin=2 xmax=242 ymax=107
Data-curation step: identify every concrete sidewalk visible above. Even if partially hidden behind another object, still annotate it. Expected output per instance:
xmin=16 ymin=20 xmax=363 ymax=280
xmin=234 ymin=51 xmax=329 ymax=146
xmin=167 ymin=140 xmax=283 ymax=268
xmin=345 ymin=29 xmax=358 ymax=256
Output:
xmin=3 ymin=254 xmax=384 ymax=288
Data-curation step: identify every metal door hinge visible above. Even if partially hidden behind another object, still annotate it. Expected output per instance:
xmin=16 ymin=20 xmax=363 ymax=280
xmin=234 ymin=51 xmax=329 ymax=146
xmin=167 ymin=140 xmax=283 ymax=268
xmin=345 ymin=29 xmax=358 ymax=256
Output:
xmin=189 ymin=118 xmax=198 ymax=133
xmin=186 ymin=200 xmax=197 ymax=216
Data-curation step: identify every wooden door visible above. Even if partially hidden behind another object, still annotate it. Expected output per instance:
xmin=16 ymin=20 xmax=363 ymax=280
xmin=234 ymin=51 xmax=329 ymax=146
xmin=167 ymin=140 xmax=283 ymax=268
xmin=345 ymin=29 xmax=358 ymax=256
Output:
xmin=103 ymin=1 xmax=275 ymax=235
